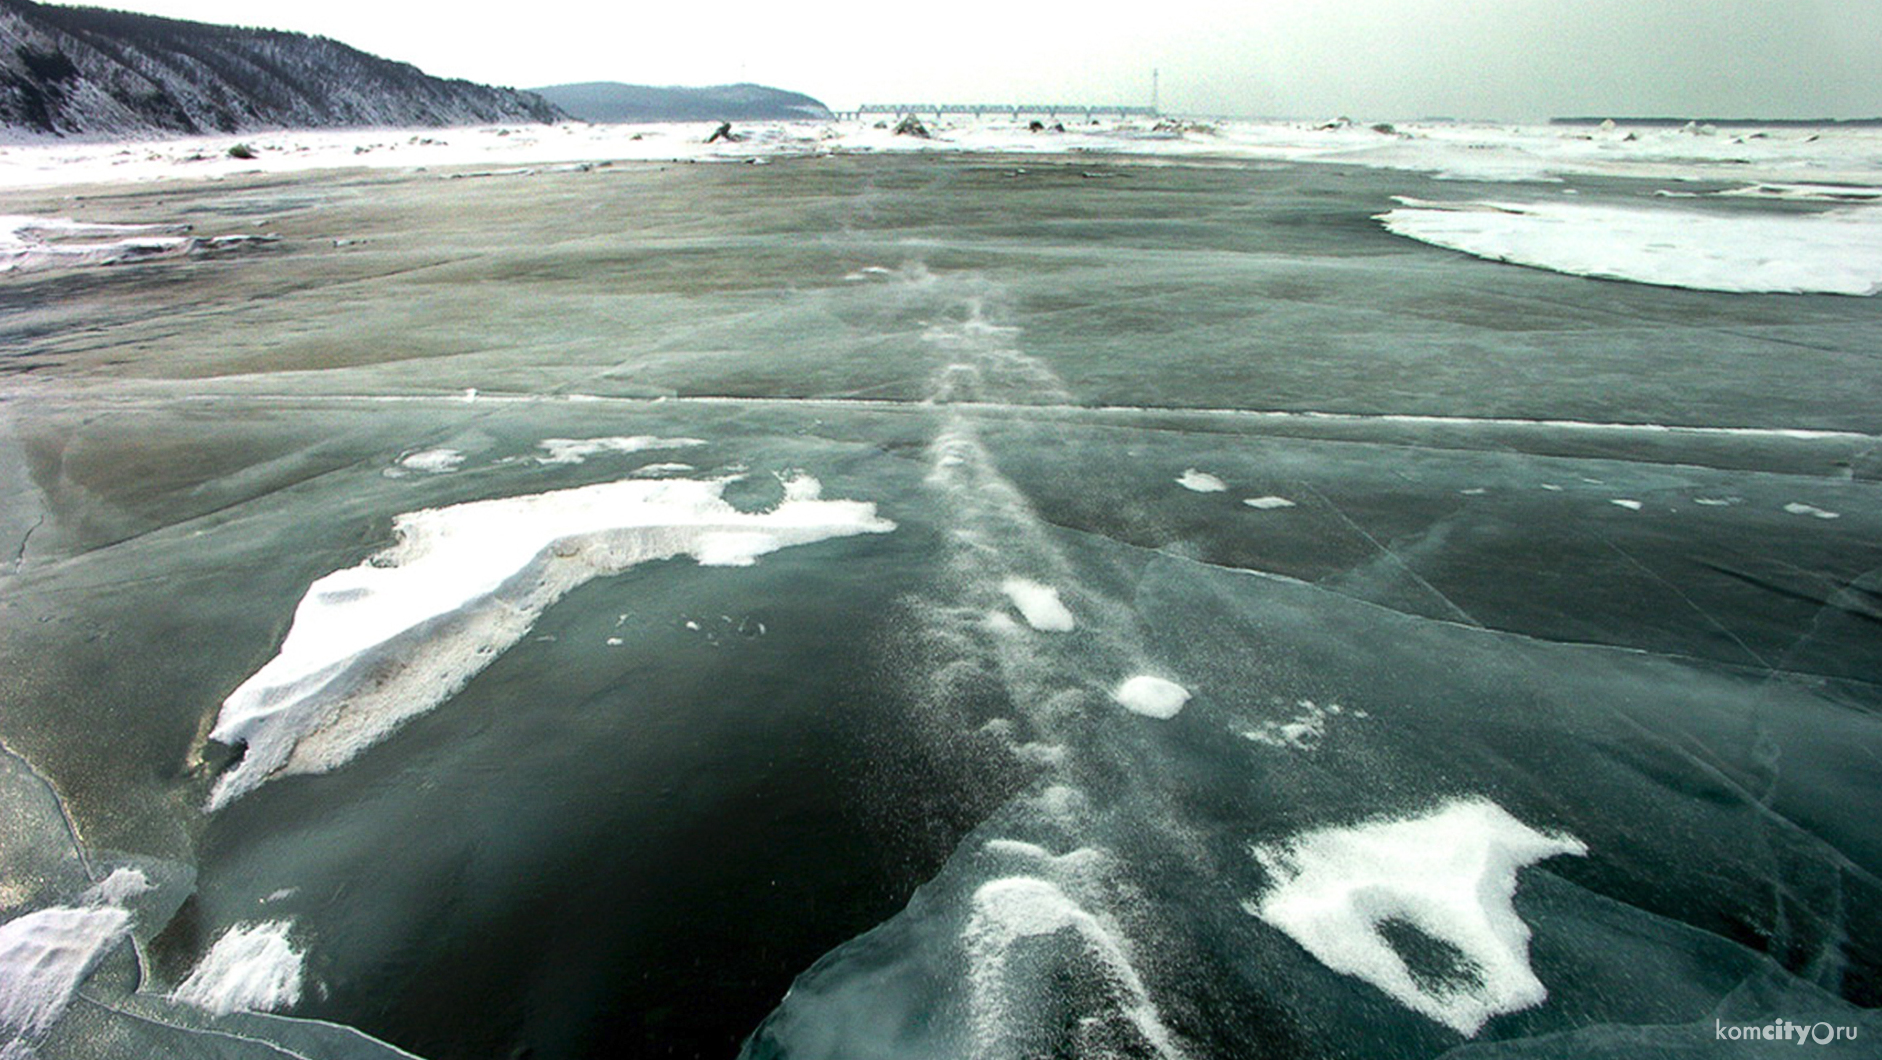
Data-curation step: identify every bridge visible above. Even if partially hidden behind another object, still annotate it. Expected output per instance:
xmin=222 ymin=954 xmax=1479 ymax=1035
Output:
xmin=841 ymin=103 xmax=1159 ymax=122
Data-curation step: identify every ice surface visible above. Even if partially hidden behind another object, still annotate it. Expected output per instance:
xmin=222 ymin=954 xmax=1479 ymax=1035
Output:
xmin=1112 ymin=675 xmax=1190 ymax=719
xmin=534 ymin=435 xmax=704 ymax=465
xmin=0 ymin=905 xmax=131 ymax=1040
xmin=1243 ymin=495 xmax=1297 ymax=510
xmin=171 ymin=920 xmax=304 ymax=1017
xmin=1377 ymin=198 xmax=1882 ymax=295
xmin=206 ymin=473 xmax=894 ymax=808
xmin=1176 ymin=469 xmax=1227 ymax=493
xmin=998 ymin=578 xmax=1075 ymax=632
xmin=1246 ymin=798 xmax=1586 ymax=1036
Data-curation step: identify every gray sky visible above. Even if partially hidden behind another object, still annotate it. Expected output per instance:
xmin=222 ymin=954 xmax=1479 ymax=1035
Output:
xmin=78 ymin=0 xmax=1882 ymax=119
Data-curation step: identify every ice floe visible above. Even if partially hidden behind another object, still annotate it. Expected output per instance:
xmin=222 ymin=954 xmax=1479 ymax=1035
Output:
xmin=205 ymin=473 xmax=894 ymax=808
xmin=1176 ymin=469 xmax=1227 ymax=493
xmin=1113 ymin=675 xmax=1190 ymax=719
xmin=999 ymin=577 xmax=1075 ymax=632
xmin=534 ymin=435 xmax=705 ymax=465
xmin=1245 ymin=798 xmax=1586 ymax=1036
xmin=1243 ymin=495 xmax=1297 ymax=510
xmin=1610 ymin=498 xmax=1643 ymax=510
xmin=170 ymin=920 xmax=304 ymax=1017
xmin=1377 ymin=198 xmax=1882 ymax=295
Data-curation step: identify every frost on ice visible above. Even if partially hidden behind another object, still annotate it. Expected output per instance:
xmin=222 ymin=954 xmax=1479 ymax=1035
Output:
xmin=1245 ymin=798 xmax=1586 ymax=1036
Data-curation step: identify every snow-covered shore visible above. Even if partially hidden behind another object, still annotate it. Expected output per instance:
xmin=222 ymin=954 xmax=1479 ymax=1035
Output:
xmin=4 ymin=116 xmax=1880 ymax=191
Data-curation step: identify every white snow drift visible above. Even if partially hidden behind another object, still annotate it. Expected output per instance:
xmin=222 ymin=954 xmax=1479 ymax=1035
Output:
xmin=1377 ymin=198 xmax=1882 ymax=295
xmin=0 ymin=215 xmax=272 ymax=273
xmin=1112 ymin=676 xmax=1191 ymax=719
xmin=206 ymin=473 xmax=893 ymax=809
xmin=999 ymin=578 xmax=1075 ymax=632
xmin=170 ymin=921 xmax=305 ymax=1017
xmin=0 ymin=906 xmax=131 ymax=1041
xmin=1245 ymin=798 xmax=1586 ymax=1036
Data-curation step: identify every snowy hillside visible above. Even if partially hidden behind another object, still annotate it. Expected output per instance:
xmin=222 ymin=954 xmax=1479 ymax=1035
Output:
xmin=0 ymin=0 xmax=563 ymax=137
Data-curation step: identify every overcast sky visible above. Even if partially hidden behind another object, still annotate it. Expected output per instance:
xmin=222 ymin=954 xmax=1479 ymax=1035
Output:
xmin=81 ymin=0 xmax=1882 ymax=119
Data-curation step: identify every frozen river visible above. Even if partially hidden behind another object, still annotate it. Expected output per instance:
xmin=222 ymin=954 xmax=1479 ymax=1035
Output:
xmin=3 ymin=132 xmax=1880 ymax=1059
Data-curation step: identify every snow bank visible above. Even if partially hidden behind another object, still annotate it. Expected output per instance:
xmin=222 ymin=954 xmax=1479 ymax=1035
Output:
xmin=1112 ymin=675 xmax=1190 ymax=719
xmin=206 ymin=473 xmax=894 ymax=808
xmin=1245 ymin=798 xmax=1586 ymax=1035
xmin=1377 ymin=198 xmax=1882 ymax=295
xmin=534 ymin=436 xmax=704 ymax=465
xmin=999 ymin=578 xmax=1074 ymax=632
xmin=0 ymin=905 xmax=132 ymax=1039
xmin=170 ymin=921 xmax=304 ymax=1017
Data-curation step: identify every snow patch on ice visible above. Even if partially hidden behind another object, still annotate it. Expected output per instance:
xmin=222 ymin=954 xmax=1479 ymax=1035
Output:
xmin=1243 ymin=495 xmax=1297 ymax=510
xmin=170 ymin=921 xmax=303 ymax=1017
xmin=385 ymin=448 xmax=465 ymax=477
xmin=1715 ymin=182 xmax=1882 ymax=203
xmin=1176 ymin=469 xmax=1228 ymax=493
xmin=1245 ymin=798 xmax=1586 ymax=1036
xmin=1377 ymin=198 xmax=1882 ymax=295
xmin=80 ymin=869 xmax=152 ymax=907
xmin=0 ymin=215 xmax=273 ymax=273
xmin=1243 ymin=699 xmax=1347 ymax=750
xmin=205 ymin=474 xmax=894 ymax=808
xmin=0 ymin=905 xmax=132 ymax=1039
xmin=632 ymin=462 xmax=695 ymax=477
xmin=1783 ymin=502 xmax=1841 ymax=519
xmin=999 ymin=578 xmax=1075 ymax=632
xmin=1113 ymin=675 xmax=1190 ymax=719
xmin=535 ymin=436 xmax=704 ymax=465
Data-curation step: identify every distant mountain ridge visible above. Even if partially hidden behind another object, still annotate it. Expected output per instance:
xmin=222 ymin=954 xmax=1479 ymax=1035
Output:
xmin=533 ymin=82 xmax=831 ymax=124
xmin=0 ymin=0 xmax=563 ymax=137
